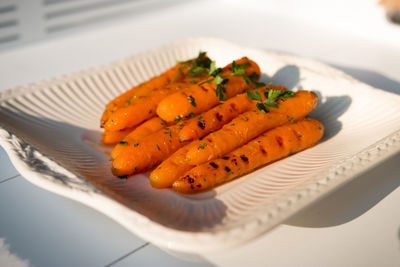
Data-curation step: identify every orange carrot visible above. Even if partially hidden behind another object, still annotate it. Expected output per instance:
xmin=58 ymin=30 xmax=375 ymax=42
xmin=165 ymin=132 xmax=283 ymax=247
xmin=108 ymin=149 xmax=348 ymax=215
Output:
xmin=149 ymin=85 xmax=288 ymax=188
xmin=104 ymin=82 xmax=191 ymax=131
xmin=101 ymin=127 xmax=136 ymax=145
xmin=173 ymin=118 xmax=324 ymax=193
xmin=110 ymin=117 xmax=171 ymax=160
xmin=185 ymin=90 xmax=318 ymax=165
xmin=100 ymin=53 xmax=211 ymax=126
xmin=156 ymin=58 xmax=261 ymax=121
xmin=178 ymin=85 xmax=287 ymax=142
xmin=111 ymin=124 xmax=189 ymax=177
xmin=149 ymin=146 xmax=191 ymax=188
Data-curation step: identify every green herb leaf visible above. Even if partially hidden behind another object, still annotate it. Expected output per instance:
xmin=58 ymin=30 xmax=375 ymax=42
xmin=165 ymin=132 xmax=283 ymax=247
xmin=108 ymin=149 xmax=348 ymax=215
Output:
xmin=134 ymin=143 xmax=139 ymax=147
xmin=232 ymin=61 xmax=248 ymax=76
xmin=256 ymin=103 xmax=269 ymax=113
xmin=119 ymin=141 xmax=128 ymax=145
xmin=263 ymin=98 xmax=278 ymax=108
xmin=174 ymin=115 xmax=182 ymax=122
xmin=185 ymin=112 xmax=195 ymax=118
xmin=246 ymin=90 xmax=262 ymax=101
xmin=212 ymin=75 xmax=225 ymax=85
xmin=198 ymin=143 xmax=207 ymax=150
xmin=208 ymin=61 xmax=217 ymax=76
xmin=216 ymin=84 xmax=227 ymax=101
xmin=187 ymin=95 xmax=196 ymax=107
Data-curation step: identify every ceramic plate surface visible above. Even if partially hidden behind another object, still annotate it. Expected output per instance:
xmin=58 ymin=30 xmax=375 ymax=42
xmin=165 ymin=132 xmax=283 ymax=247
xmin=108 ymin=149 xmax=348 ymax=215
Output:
xmin=1 ymin=38 xmax=400 ymax=253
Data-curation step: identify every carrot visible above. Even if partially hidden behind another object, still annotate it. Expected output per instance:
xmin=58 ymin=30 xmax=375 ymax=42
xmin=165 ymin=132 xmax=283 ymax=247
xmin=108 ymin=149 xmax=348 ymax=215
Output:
xmin=156 ymin=57 xmax=261 ymax=121
xmin=101 ymin=127 xmax=136 ymax=145
xmin=173 ymin=118 xmax=324 ymax=193
xmin=104 ymin=82 xmax=192 ymax=131
xmin=185 ymin=90 xmax=318 ymax=165
xmin=178 ymin=85 xmax=287 ymax=142
xmin=111 ymin=124 xmax=189 ymax=177
xmin=149 ymin=146 xmax=191 ymax=188
xmin=110 ymin=117 xmax=171 ymax=160
xmin=149 ymin=85 xmax=289 ymax=188
xmin=100 ymin=52 xmax=211 ymax=126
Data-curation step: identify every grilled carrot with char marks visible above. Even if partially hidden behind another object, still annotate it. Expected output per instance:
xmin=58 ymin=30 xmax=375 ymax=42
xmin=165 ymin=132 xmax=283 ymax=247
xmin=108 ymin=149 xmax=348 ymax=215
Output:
xmin=173 ymin=118 xmax=324 ymax=193
xmin=150 ymin=85 xmax=288 ymax=188
xmin=185 ymin=90 xmax=318 ymax=165
xmin=178 ymin=85 xmax=287 ymax=142
xmin=111 ymin=123 xmax=189 ymax=177
xmin=156 ymin=58 xmax=261 ymax=121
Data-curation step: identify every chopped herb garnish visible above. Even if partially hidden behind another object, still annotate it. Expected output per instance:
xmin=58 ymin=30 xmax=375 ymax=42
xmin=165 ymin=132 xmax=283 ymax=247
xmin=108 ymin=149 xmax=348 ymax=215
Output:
xmin=232 ymin=61 xmax=248 ymax=76
xmin=148 ymin=109 xmax=153 ymax=114
xmin=188 ymin=95 xmax=196 ymax=107
xmin=134 ymin=142 xmax=139 ymax=147
xmin=119 ymin=141 xmax=128 ymax=145
xmin=197 ymin=115 xmax=202 ymax=119
xmin=198 ymin=143 xmax=207 ymax=150
xmin=156 ymin=144 xmax=161 ymax=151
xmin=249 ymin=88 xmax=296 ymax=113
xmin=247 ymin=90 xmax=262 ymax=102
xmin=186 ymin=112 xmax=195 ymax=118
xmin=216 ymin=84 xmax=227 ymax=101
xmin=174 ymin=115 xmax=182 ymax=122
xmin=191 ymin=80 xmax=198 ymax=84
xmin=256 ymin=102 xmax=269 ymax=113
xmin=161 ymin=119 xmax=168 ymax=126
xmin=126 ymin=97 xmax=132 ymax=104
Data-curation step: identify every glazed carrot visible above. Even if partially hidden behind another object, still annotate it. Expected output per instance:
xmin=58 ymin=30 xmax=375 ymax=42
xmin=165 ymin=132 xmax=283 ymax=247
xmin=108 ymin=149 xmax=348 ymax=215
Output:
xmin=185 ymin=90 xmax=318 ymax=165
xmin=156 ymin=57 xmax=261 ymax=121
xmin=149 ymin=85 xmax=289 ymax=188
xmin=178 ymin=85 xmax=287 ymax=142
xmin=111 ymin=124 xmax=189 ymax=177
xmin=150 ymin=146 xmax=191 ymax=188
xmin=104 ymin=82 xmax=192 ymax=131
xmin=101 ymin=127 xmax=136 ymax=145
xmin=173 ymin=118 xmax=324 ymax=193
xmin=100 ymin=53 xmax=211 ymax=126
xmin=110 ymin=117 xmax=171 ymax=160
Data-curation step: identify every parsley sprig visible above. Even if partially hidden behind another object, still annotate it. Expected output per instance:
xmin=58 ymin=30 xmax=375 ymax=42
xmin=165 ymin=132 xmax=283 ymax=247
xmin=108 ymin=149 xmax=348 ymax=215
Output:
xmin=247 ymin=88 xmax=295 ymax=113
xmin=171 ymin=52 xmax=212 ymax=83
xmin=199 ymin=60 xmax=252 ymax=101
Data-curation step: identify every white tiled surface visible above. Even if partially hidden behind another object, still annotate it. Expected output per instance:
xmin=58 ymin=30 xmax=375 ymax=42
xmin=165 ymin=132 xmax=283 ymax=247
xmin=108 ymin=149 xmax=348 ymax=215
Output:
xmin=0 ymin=0 xmax=400 ymax=266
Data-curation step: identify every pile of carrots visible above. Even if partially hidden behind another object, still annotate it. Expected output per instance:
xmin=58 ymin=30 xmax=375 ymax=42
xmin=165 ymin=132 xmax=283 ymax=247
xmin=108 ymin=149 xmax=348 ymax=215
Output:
xmin=100 ymin=52 xmax=324 ymax=193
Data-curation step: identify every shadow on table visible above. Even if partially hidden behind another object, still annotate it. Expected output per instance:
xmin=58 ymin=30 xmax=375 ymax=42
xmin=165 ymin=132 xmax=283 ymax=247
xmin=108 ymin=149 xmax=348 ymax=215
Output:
xmin=286 ymin=64 xmax=400 ymax=228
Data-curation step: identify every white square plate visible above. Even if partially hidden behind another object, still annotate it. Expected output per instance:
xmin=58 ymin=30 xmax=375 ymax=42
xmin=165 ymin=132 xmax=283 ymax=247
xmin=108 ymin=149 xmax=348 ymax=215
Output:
xmin=1 ymin=38 xmax=399 ymax=253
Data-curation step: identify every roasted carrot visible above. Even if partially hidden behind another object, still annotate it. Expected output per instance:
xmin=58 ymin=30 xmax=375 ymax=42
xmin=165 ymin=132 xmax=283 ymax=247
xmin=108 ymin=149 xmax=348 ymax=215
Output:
xmin=104 ymin=82 xmax=192 ymax=131
xmin=100 ymin=52 xmax=211 ymax=126
xmin=110 ymin=117 xmax=171 ymax=160
xmin=178 ymin=85 xmax=287 ymax=142
xmin=185 ymin=90 xmax=318 ymax=165
xmin=149 ymin=146 xmax=191 ymax=188
xmin=150 ymin=85 xmax=288 ymax=188
xmin=101 ymin=127 xmax=136 ymax=145
xmin=111 ymin=124 xmax=189 ymax=177
xmin=173 ymin=118 xmax=324 ymax=193
xmin=156 ymin=57 xmax=261 ymax=121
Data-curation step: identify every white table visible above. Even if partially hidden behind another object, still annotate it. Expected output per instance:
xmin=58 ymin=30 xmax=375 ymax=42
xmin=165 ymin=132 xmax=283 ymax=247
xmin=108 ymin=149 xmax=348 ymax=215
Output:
xmin=1 ymin=1 xmax=400 ymax=266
